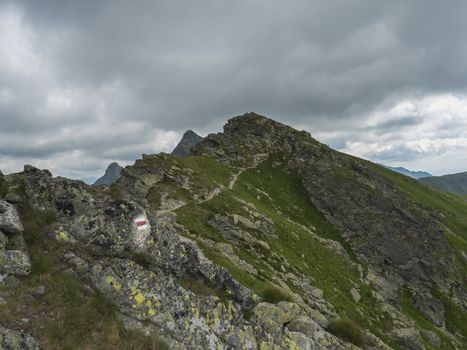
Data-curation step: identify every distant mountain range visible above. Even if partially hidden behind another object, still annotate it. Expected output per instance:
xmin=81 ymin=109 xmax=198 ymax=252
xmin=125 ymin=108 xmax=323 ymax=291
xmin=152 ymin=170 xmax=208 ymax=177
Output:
xmin=419 ymin=171 xmax=467 ymax=195
xmin=92 ymin=130 xmax=203 ymax=186
xmin=382 ymin=165 xmax=432 ymax=179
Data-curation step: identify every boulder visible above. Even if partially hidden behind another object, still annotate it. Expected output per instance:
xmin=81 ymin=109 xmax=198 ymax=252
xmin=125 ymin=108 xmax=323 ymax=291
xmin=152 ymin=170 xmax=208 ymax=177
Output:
xmin=390 ymin=327 xmax=424 ymax=350
xmin=413 ymin=293 xmax=445 ymax=327
xmin=421 ymin=330 xmax=441 ymax=348
xmin=0 ymin=325 xmax=40 ymax=350
xmin=0 ymin=250 xmax=31 ymax=276
xmin=350 ymin=287 xmax=361 ymax=303
xmin=0 ymin=230 xmax=7 ymax=248
xmin=286 ymin=316 xmax=320 ymax=338
xmin=0 ymin=200 xmax=23 ymax=235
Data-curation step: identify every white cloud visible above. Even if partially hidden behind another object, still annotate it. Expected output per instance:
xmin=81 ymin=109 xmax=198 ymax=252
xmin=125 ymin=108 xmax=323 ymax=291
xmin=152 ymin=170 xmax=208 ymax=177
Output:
xmin=328 ymin=94 xmax=467 ymax=175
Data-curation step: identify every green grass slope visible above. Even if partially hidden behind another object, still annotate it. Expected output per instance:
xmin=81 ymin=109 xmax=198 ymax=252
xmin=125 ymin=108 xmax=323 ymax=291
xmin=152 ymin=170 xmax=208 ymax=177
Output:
xmin=159 ymin=154 xmax=396 ymax=346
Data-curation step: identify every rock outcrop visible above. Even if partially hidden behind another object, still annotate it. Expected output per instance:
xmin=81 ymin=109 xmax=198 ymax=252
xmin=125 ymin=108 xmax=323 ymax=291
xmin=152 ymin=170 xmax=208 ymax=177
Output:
xmin=0 ymin=200 xmax=31 ymax=276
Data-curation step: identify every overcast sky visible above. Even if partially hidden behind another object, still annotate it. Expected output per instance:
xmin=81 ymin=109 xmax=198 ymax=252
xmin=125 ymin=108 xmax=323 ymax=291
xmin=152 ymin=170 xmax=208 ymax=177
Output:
xmin=1 ymin=0 xmax=467 ymax=181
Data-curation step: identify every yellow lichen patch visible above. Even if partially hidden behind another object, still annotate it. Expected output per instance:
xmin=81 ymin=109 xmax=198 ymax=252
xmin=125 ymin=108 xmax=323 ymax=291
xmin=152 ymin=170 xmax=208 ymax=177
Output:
xmin=57 ymin=231 xmax=68 ymax=241
xmin=191 ymin=306 xmax=199 ymax=318
xmin=209 ymin=308 xmax=220 ymax=331
xmin=226 ymin=302 xmax=234 ymax=321
xmin=148 ymin=307 xmax=156 ymax=317
xmin=286 ymin=338 xmax=300 ymax=350
xmin=134 ymin=291 xmax=145 ymax=306
xmin=105 ymin=276 xmax=122 ymax=292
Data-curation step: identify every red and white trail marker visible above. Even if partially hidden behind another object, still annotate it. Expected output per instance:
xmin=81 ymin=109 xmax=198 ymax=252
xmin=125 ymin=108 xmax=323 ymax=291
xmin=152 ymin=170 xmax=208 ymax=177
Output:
xmin=134 ymin=214 xmax=149 ymax=231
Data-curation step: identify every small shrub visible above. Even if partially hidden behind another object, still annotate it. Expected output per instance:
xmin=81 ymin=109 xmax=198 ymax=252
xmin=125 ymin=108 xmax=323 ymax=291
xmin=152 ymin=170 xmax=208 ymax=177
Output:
xmin=180 ymin=278 xmax=216 ymax=296
xmin=21 ymin=205 xmax=56 ymax=246
xmin=110 ymin=184 xmax=123 ymax=200
xmin=30 ymin=247 xmax=52 ymax=276
xmin=121 ymin=329 xmax=169 ymax=350
xmin=0 ymin=174 xmax=7 ymax=197
xmin=132 ymin=253 xmax=152 ymax=269
xmin=259 ymin=284 xmax=291 ymax=304
xmin=326 ymin=319 xmax=366 ymax=347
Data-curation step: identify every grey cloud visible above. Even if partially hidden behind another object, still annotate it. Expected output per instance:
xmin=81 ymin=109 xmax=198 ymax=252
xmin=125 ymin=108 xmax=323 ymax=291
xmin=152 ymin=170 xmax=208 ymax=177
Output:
xmin=1 ymin=0 xmax=467 ymax=178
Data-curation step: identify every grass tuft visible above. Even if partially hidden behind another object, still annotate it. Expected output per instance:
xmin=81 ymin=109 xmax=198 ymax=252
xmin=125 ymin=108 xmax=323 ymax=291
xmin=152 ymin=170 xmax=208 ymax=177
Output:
xmin=0 ymin=174 xmax=7 ymax=197
xmin=259 ymin=284 xmax=291 ymax=304
xmin=326 ymin=319 xmax=367 ymax=347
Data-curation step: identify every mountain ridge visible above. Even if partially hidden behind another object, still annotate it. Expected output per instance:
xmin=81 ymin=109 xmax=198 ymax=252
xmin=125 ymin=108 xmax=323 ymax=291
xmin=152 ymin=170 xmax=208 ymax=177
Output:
xmin=419 ymin=171 xmax=467 ymax=195
xmin=382 ymin=165 xmax=432 ymax=179
xmin=0 ymin=112 xmax=465 ymax=350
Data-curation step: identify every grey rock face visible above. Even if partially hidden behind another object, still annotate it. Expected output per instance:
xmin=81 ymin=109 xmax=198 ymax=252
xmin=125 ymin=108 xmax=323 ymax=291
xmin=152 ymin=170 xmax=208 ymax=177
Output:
xmin=194 ymin=113 xmax=457 ymax=287
xmin=171 ymin=130 xmax=203 ymax=156
xmin=420 ymin=330 xmax=441 ymax=348
xmin=0 ymin=200 xmax=31 ymax=276
xmin=390 ymin=327 xmax=424 ymax=350
xmin=0 ymin=200 xmax=23 ymax=235
xmin=0 ymin=325 xmax=40 ymax=350
xmin=0 ymin=250 xmax=31 ymax=276
xmin=94 ymin=162 xmax=123 ymax=185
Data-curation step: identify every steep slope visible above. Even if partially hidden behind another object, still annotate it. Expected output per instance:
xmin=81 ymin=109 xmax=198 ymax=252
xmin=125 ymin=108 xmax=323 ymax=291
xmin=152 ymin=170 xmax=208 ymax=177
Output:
xmin=419 ymin=171 xmax=467 ymax=195
xmin=383 ymin=166 xmax=432 ymax=179
xmin=0 ymin=113 xmax=465 ymax=350
xmin=94 ymin=162 xmax=123 ymax=185
xmin=171 ymin=130 xmax=203 ymax=156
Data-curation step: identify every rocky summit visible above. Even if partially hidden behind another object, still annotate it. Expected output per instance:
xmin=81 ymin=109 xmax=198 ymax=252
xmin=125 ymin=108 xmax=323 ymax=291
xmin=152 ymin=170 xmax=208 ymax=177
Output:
xmin=0 ymin=113 xmax=466 ymax=350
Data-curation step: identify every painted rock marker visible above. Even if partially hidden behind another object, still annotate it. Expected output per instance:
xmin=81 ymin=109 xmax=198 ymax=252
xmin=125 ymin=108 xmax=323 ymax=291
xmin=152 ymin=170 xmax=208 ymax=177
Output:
xmin=132 ymin=212 xmax=151 ymax=249
xmin=135 ymin=215 xmax=149 ymax=230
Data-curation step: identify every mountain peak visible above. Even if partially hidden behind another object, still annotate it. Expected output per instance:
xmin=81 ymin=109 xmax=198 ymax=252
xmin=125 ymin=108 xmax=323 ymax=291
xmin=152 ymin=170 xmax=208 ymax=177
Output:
xmin=171 ymin=129 xmax=203 ymax=156
xmin=93 ymin=162 xmax=123 ymax=185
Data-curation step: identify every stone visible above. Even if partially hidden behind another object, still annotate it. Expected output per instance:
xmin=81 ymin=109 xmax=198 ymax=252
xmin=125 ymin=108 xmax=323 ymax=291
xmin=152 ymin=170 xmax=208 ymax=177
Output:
xmin=234 ymin=214 xmax=258 ymax=230
xmin=0 ymin=200 xmax=23 ymax=235
xmin=309 ymin=309 xmax=329 ymax=328
xmin=34 ymin=285 xmax=46 ymax=296
xmin=310 ymin=288 xmax=324 ymax=299
xmin=350 ymin=287 xmax=361 ymax=303
xmin=0 ymin=250 xmax=31 ymax=276
xmin=421 ymin=330 xmax=441 ymax=348
xmin=286 ymin=316 xmax=320 ymax=338
xmin=252 ymin=301 xmax=303 ymax=334
xmin=0 ymin=325 xmax=40 ymax=350
xmin=0 ymin=230 xmax=7 ymax=248
xmin=390 ymin=327 xmax=424 ymax=350
xmin=413 ymin=293 xmax=445 ymax=327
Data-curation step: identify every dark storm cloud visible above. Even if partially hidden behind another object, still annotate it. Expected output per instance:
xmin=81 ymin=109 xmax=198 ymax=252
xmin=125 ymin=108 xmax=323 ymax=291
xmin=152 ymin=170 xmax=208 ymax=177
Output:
xmin=1 ymin=0 xmax=467 ymax=178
